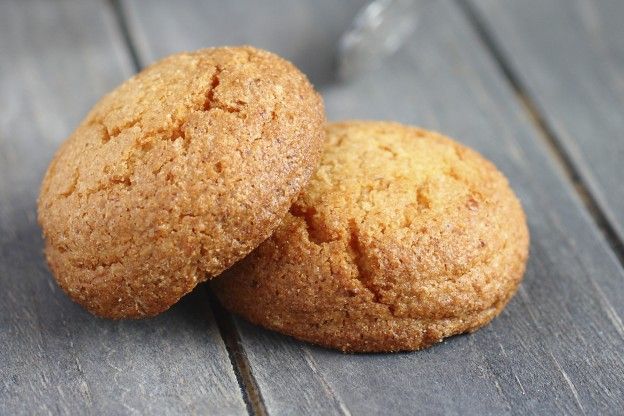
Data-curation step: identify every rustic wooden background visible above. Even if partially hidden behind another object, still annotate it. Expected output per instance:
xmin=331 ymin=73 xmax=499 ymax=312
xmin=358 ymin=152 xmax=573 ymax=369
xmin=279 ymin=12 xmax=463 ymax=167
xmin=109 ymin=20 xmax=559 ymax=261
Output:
xmin=1 ymin=0 xmax=623 ymax=414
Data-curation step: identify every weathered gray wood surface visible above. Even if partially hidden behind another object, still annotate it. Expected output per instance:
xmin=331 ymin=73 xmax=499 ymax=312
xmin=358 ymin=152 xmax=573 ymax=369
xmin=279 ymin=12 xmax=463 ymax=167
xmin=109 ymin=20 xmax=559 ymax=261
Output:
xmin=124 ymin=0 xmax=624 ymax=414
xmin=3 ymin=0 xmax=624 ymax=414
xmin=122 ymin=0 xmax=368 ymax=87
xmin=0 ymin=1 xmax=246 ymax=414
xmin=467 ymin=0 xmax=624 ymax=244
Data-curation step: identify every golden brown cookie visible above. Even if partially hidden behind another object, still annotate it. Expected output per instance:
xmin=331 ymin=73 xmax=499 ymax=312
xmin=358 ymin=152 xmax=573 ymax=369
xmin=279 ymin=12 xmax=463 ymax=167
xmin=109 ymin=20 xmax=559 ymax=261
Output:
xmin=38 ymin=46 xmax=325 ymax=318
xmin=213 ymin=121 xmax=529 ymax=352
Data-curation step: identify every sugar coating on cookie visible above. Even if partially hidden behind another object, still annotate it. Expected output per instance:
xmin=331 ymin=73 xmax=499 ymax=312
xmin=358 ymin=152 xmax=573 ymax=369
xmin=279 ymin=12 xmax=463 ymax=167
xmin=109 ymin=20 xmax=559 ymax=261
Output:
xmin=38 ymin=46 xmax=326 ymax=318
xmin=213 ymin=121 xmax=529 ymax=352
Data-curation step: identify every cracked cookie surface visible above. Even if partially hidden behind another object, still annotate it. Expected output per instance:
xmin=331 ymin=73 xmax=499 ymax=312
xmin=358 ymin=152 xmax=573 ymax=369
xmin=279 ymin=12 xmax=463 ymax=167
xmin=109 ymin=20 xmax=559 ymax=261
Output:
xmin=212 ymin=121 xmax=529 ymax=352
xmin=38 ymin=46 xmax=326 ymax=318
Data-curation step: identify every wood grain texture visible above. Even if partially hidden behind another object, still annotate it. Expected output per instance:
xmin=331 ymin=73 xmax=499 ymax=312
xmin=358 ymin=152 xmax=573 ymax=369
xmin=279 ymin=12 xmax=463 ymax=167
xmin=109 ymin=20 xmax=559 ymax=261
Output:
xmin=124 ymin=0 xmax=624 ymax=414
xmin=0 ymin=1 xmax=246 ymax=414
xmin=467 ymin=0 xmax=624 ymax=245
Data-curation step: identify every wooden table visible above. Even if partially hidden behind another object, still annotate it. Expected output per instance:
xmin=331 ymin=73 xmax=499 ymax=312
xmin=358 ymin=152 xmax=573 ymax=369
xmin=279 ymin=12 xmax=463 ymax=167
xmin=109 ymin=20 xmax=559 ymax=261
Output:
xmin=2 ymin=0 xmax=623 ymax=414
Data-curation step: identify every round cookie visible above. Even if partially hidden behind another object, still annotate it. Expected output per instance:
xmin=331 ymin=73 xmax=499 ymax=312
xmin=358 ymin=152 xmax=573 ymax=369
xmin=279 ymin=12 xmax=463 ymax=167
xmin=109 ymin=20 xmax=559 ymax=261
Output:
xmin=213 ymin=121 xmax=529 ymax=352
xmin=38 ymin=46 xmax=326 ymax=318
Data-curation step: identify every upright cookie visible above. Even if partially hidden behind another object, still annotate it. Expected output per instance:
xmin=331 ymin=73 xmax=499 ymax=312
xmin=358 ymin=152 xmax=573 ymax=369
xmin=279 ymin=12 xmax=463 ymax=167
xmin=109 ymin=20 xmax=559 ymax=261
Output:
xmin=38 ymin=46 xmax=325 ymax=318
xmin=213 ymin=121 xmax=529 ymax=352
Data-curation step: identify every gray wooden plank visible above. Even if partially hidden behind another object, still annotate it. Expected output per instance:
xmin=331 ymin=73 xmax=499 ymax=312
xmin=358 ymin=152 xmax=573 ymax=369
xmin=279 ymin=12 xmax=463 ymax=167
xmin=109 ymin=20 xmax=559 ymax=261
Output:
xmin=123 ymin=0 xmax=624 ymax=414
xmin=122 ymin=0 xmax=370 ymax=86
xmin=467 ymin=0 xmax=624 ymax=245
xmin=0 ymin=1 xmax=247 ymax=414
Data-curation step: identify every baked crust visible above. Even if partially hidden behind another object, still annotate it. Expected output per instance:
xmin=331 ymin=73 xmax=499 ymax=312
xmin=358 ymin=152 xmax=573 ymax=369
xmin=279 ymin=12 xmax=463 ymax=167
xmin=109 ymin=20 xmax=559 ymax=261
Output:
xmin=213 ymin=121 xmax=529 ymax=352
xmin=38 ymin=46 xmax=326 ymax=318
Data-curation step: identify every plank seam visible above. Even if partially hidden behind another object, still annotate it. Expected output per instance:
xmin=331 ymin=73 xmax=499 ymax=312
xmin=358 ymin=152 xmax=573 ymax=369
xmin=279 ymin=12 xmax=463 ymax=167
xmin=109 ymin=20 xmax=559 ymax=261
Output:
xmin=456 ymin=0 xmax=624 ymax=268
xmin=208 ymin=288 xmax=268 ymax=416
xmin=107 ymin=0 xmax=141 ymax=72
xmin=301 ymin=349 xmax=353 ymax=416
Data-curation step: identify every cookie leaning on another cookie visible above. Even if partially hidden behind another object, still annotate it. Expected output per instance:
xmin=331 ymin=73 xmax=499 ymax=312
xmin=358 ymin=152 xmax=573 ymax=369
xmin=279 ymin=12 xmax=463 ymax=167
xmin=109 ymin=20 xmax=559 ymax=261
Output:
xmin=38 ymin=46 xmax=326 ymax=318
xmin=213 ymin=120 xmax=529 ymax=353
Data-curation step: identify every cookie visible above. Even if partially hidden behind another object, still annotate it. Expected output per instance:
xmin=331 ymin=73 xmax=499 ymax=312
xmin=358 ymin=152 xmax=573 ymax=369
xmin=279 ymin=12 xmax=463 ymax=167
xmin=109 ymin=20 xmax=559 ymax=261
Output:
xmin=38 ymin=46 xmax=326 ymax=318
xmin=213 ymin=121 xmax=529 ymax=352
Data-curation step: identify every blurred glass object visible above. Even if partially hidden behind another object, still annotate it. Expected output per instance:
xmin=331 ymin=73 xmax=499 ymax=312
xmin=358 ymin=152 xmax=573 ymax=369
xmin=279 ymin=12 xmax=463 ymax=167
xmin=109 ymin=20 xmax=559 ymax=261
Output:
xmin=338 ymin=0 xmax=421 ymax=81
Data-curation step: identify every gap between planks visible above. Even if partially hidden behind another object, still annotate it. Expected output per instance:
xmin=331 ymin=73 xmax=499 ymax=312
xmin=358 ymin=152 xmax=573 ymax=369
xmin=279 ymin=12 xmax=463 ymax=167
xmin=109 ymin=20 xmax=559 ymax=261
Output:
xmin=106 ymin=1 xmax=266 ymax=414
xmin=108 ymin=0 xmax=141 ymax=72
xmin=456 ymin=0 xmax=624 ymax=269
xmin=207 ymin=288 xmax=268 ymax=416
